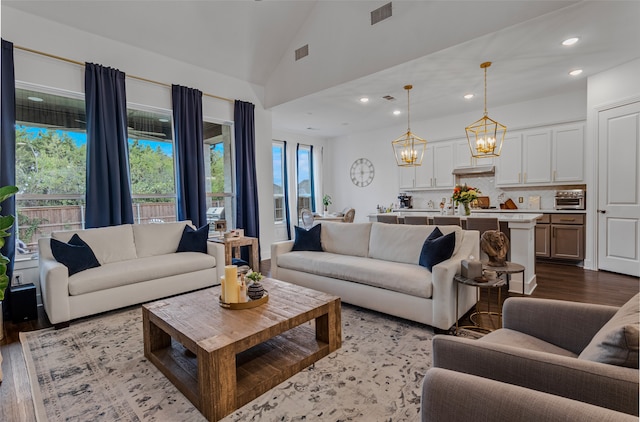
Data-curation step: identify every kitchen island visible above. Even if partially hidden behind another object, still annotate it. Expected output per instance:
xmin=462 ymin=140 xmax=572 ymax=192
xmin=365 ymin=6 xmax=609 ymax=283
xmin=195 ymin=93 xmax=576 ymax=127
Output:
xmin=368 ymin=211 xmax=542 ymax=295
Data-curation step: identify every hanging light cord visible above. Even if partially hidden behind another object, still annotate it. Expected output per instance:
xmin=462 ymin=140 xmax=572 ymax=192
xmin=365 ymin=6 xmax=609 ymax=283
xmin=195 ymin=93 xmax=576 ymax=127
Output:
xmin=483 ymin=65 xmax=488 ymax=117
xmin=405 ymin=85 xmax=412 ymax=132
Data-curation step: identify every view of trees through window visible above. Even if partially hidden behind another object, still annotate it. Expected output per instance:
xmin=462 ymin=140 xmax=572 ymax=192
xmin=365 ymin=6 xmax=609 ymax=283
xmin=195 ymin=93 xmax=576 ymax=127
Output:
xmin=14 ymin=86 xmax=233 ymax=254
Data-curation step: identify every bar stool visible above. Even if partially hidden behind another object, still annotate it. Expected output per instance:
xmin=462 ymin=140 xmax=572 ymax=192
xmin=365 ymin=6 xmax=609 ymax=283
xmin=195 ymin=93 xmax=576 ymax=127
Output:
xmin=432 ymin=216 xmax=462 ymax=226
xmin=465 ymin=217 xmax=499 ymax=235
xmin=377 ymin=214 xmax=399 ymax=224
xmin=404 ymin=215 xmax=429 ymax=225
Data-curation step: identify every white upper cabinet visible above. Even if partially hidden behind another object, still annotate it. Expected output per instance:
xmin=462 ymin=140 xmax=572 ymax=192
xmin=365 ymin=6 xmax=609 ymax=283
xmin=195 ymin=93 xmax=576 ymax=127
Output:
xmin=495 ymin=122 xmax=584 ymax=187
xmin=495 ymin=134 xmax=523 ymax=185
xmin=399 ymin=143 xmax=454 ymax=190
xmin=552 ymin=124 xmax=584 ymax=183
xmin=454 ymin=139 xmax=495 ymax=168
xmin=523 ymin=130 xmax=553 ymax=184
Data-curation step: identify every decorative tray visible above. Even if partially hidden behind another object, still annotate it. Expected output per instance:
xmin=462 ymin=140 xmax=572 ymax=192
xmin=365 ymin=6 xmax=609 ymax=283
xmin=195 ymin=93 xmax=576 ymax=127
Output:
xmin=219 ymin=293 xmax=268 ymax=309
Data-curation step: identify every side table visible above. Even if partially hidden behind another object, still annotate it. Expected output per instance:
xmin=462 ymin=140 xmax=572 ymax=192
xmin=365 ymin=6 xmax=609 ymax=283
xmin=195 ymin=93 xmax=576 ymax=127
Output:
xmin=208 ymin=236 xmax=260 ymax=271
xmin=482 ymin=261 xmax=526 ymax=295
xmin=455 ymin=274 xmax=506 ymax=334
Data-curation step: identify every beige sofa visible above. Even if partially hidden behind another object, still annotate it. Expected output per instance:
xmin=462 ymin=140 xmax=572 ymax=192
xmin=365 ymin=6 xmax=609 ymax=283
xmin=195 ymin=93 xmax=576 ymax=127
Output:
xmin=271 ymin=222 xmax=479 ymax=330
xmin=39 ymin=221 xmax=226 ymax=325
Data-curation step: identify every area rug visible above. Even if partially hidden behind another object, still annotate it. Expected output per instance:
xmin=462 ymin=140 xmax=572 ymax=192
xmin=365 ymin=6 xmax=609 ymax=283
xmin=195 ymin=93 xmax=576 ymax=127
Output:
xmin=20 ymin=304 xmax=434 ymax=422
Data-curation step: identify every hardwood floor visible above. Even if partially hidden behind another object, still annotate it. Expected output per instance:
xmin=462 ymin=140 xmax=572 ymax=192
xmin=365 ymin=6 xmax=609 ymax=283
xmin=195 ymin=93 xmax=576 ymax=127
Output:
xmin=0 ymin=261 xmax=637 ymax=422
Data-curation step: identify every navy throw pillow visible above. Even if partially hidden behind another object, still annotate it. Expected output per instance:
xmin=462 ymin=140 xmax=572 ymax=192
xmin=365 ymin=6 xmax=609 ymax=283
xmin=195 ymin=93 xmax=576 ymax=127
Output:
xmin=177 ymin=224 xmax=209 ymax=253
xmin=292 ymin=224 xmax=323 ymax=252
xmin=51 ymin=233 xmax=101 ymax=276
xmin=419 ymin=227 xmax=456 ymax=271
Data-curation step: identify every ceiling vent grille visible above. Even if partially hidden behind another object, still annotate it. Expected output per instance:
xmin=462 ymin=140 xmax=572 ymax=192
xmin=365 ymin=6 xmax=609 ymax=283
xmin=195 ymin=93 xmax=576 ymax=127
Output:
xmin=295 ymin=44 xmax=309 ymax=61
xmin=383 ymin=95 xmax=396 ymax=101
xmin=371 ymin=2 xmax=392 ymax=25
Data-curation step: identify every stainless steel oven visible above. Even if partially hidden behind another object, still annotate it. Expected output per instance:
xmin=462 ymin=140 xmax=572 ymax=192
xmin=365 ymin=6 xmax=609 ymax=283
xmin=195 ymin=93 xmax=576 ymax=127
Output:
xmin=555 ymin=189 xmax=585 ymax=210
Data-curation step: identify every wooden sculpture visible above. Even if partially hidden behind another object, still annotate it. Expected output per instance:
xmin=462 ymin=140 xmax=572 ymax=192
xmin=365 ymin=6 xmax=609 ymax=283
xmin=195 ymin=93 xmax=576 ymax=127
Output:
xmin=481 ymin=230 xmax=509 ymax=267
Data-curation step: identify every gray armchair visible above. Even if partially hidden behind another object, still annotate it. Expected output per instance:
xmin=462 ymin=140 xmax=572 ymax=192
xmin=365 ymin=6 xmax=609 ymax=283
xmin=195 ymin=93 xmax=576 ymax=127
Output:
xmin=421 ymin=368 xmax=636 ymax=421
xmin=427 ymin=295 xmax=639 ymax=417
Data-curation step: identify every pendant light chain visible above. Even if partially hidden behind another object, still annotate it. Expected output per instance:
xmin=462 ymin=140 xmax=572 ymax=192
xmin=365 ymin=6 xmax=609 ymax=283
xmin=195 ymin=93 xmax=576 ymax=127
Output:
xmin=483 ymin=65 xmax=488 ymax=117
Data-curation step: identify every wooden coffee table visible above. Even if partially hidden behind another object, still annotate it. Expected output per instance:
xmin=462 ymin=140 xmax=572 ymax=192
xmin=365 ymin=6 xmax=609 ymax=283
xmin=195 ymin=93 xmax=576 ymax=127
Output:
xmin=142 ymin=278 xmax=342 ymax=421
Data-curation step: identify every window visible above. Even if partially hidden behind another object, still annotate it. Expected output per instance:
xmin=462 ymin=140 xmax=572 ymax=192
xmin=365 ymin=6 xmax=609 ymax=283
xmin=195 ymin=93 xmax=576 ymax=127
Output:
xmin=296 ymin=144 xmax=314 ymax=214
xmin=203 ymin=121 xmax=234 ymax=230
xmin=127 ymin=107 xmax=176 ymax=224
xmin=272 ymin=142 xmax=286 ymax=222
xmin=14 ymin=86 xmax=87 ymax=255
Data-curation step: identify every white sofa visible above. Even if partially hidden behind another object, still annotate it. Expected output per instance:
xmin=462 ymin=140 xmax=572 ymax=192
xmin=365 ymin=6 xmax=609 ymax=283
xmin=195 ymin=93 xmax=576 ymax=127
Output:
xmin=39 ymin=221 xmax=226 ymax=325
xmin=271 ymin=222 xmax=479 ymax=330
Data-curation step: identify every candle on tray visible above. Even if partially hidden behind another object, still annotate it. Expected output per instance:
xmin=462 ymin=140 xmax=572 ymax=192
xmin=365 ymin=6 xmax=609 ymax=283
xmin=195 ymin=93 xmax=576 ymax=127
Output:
xmin=220 ymin=275 xmax=226 ymax=302
xmin=239 ymin=278 xmax=247 ymax=303
xmin=224 ymin=265 xmax=239 ymax=303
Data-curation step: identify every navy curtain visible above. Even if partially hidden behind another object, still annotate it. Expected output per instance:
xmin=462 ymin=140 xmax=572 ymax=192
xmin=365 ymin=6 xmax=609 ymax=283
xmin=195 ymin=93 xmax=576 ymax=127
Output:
xmin=283 ymin=141 xmax=291 ymax=240
xmin=1 ymin=39 xmax=16 ymax=319
xmin=234 ymin=100 xmax=260 ymax=259
xmin=172 ymin=85 xmax=206 ymax=227
xmin=84 ymin=63 xmax=133 ymax=228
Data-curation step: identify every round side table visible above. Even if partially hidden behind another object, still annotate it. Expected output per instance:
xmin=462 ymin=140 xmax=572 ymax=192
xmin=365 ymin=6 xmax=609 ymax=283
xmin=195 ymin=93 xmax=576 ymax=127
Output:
xmin=482 ymin=261 xmax=526 ymax=295
xmin=454 ymin=274 xmax=506 ymax=335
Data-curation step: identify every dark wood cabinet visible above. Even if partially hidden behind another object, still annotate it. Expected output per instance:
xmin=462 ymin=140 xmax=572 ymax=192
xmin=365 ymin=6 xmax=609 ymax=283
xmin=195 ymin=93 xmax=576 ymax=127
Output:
xmin=536 ymin=213 xmax=585 ymax=261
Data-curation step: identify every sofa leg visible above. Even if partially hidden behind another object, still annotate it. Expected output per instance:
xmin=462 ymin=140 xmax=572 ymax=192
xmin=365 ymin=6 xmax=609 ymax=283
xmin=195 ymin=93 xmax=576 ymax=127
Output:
xmin=54 ymin=322 xmax=70 ymax=330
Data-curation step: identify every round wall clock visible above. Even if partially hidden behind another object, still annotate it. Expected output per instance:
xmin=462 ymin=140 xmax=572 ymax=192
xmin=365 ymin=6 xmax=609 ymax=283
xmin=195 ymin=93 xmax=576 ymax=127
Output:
xmin=350 ymin=158 xmax=375 ymax=187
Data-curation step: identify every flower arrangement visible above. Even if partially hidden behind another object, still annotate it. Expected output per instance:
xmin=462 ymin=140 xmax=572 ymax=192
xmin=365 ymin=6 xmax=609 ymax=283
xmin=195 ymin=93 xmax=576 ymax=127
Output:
xmin=452 ymin=184 xmax=480 ymax=205
xmin=246 ymin=270 xmax=264 ymax=284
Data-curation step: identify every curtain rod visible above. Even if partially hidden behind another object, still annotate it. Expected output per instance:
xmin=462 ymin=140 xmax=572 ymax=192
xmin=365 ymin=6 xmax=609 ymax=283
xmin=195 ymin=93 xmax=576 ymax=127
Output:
xmin=14 ymin=44 xmax=234 ymax=103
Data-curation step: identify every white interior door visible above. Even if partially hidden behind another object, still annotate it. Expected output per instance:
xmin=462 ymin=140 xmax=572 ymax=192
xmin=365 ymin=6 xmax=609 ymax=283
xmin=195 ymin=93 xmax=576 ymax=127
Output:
xmin=597 ymin=101 xmax=640 ymax=276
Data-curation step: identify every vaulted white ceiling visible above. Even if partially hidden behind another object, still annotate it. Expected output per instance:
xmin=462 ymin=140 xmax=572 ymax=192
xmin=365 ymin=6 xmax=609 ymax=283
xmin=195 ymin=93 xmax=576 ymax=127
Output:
xmin=4 ymin=1 xmax=640 ymax=137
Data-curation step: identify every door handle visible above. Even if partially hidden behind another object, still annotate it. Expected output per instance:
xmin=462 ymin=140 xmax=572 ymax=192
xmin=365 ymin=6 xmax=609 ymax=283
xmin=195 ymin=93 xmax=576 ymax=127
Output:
xmin=597 ymin=209 xmax=607 ymax=214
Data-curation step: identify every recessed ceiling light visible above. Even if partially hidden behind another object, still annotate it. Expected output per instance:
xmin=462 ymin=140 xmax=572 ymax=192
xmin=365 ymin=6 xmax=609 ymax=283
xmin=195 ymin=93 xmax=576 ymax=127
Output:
xmin=158 ymin=118 xmax=169 ymax=122
xmin=569 ymin=69 xmax=583 ymax=76
xmin=27 ymin=96 xmax=44 ymax=102
xmin=359 ymin=97 xmax=369 ymax=103
xmin=393 ymin=110 xmax=401 ymax=116
xmin=463 ymin=93 xmax=474 ymax=100
xmin=562 ymin=37 xmax=580 ymax=46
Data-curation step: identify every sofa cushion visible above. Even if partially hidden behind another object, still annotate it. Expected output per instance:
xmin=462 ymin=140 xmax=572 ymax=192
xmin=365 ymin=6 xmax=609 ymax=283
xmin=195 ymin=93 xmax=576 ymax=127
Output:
xmin=67 ymin=252 xmax=217 ymax=296
xmin=177 ymin=224 xmax=209 ymax=253
xmin=579 ymin=293 xmax=639 ymax=368
xmin=52 ymin=224 xmax=137 ymax=265
xmin=419 ymin=227 xmax=455 ymax=271
xmin=321 ymin=222 xmax=372 ymax=257
xmin=276 ymin=251 xmax=433 ymax=298
xmin=133 ymin=221 xmax=191 ymax=258
xmin=51 ymin=234 xmax=101 ymax=276
xmin=368 ymin=223 xmax=462 ymax=265
xmin=292 ymin=225 xmax=323 ymax=251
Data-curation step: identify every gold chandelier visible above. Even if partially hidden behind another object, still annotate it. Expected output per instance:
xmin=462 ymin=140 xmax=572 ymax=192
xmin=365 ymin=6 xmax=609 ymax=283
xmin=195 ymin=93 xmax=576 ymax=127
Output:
xmin=392 ymin=85 xmax=427 ymax=167
xmin=465 ymin=62 xmax=506 ymax=158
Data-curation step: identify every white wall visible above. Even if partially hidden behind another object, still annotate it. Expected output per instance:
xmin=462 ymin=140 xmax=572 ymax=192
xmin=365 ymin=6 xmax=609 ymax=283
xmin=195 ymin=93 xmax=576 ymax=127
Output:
xmin=585 ymin=58 xmax=640 ymax=270
xmin=326 ymin=90 xmax=587 ymax=223
xmin=2 ymin=7 xmax=279 ymax=259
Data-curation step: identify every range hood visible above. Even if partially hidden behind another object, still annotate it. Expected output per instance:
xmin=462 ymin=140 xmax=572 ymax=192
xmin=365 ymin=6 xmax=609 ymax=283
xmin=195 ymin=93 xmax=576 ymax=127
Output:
xmin=452 ymin=165 xmax=495 ymax=176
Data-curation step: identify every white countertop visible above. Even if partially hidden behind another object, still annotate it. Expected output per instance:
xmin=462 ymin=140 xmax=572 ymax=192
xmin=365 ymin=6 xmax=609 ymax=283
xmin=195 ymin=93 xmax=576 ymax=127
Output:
xmin=370 ymin=211 xmax=543 ymax=223
xmin=390 ymin=208 xmax=585 ymax=214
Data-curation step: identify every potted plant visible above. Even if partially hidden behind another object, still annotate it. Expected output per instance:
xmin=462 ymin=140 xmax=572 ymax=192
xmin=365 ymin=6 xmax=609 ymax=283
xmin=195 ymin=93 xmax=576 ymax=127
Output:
xmin=0 ymin=185 xmax=18 ymax=344
xmin=245 ymin=270 xmax=265 ymax=300
xmin=322 ymin=194 xmax=332 ymax=215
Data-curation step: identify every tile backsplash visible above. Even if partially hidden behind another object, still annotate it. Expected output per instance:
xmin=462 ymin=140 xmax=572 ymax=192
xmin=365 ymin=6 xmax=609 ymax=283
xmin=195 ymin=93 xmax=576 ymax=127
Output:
xmin=402 ymin=175 xmax=584 ymax=210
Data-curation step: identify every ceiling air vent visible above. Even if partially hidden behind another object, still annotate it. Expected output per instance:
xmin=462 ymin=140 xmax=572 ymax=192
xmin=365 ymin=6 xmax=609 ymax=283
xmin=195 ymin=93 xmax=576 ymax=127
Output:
xmin=383 ymin=95 xmax=396 ymax=101
xmin=295 ymin=44 xmax=309 ymax=61
xmin=371 ymin=2 xmax=392 ymax=25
